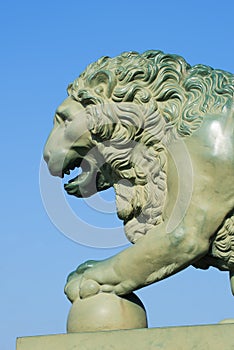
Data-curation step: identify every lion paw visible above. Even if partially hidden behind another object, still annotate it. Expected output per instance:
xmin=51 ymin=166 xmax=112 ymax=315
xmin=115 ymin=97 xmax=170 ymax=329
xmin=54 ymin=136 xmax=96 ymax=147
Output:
xmin=65 ymin=261 xmax=102 ymax=302
xmin=79 ymin=279 xmax=100 ymax=299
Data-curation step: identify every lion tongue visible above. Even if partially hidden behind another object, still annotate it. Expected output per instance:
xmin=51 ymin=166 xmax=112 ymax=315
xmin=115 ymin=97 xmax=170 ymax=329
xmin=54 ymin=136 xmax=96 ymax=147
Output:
xmin=64 ymin=159 xmax=99 ymax=198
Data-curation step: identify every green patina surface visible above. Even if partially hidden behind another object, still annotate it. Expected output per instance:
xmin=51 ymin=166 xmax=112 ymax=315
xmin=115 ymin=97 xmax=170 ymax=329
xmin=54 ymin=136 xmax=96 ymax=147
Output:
xmin=44 ymin=51 xmax=234 ymax=331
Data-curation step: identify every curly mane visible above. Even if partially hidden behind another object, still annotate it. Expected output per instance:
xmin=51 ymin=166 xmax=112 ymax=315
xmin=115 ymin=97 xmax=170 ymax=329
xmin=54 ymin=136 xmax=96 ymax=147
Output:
xmin=68 ymin=50 xmax=234 ymax=136
xmin=85 ymin=102 xmax=168 ymax=243
xmin=67 ymin=51 xmax=234 ymax=246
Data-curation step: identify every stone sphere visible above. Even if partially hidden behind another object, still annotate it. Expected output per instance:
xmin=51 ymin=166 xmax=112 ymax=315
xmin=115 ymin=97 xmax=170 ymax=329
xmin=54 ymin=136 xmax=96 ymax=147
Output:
xmin=67 ymin=292 xmax=148 ymax=332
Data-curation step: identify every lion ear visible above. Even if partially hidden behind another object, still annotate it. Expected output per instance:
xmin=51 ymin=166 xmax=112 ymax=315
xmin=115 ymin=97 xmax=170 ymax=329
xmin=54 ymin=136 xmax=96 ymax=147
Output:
xmin=89 ymin=70 xmax=117 ymax=98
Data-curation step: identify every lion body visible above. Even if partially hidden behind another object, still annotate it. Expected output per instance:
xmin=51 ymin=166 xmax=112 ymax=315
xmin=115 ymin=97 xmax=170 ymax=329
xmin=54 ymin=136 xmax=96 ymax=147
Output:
xmin=44 ymin=50 xmax=234 ymax=297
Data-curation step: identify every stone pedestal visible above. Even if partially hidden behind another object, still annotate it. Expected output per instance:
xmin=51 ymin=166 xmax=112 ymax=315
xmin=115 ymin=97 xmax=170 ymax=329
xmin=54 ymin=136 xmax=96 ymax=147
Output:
xmin=17 ymin=323 xmax=234 ymax=350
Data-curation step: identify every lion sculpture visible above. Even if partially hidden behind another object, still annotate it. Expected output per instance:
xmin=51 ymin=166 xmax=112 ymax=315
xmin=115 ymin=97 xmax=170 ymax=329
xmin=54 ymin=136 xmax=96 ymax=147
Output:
xmin=44 ymin=50 xmax=234 ymax=302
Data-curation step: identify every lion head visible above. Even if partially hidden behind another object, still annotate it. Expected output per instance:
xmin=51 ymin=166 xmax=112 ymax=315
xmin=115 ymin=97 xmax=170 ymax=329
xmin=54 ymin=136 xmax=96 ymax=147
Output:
xmin=44 ymin=50 xmax=234 ymax=244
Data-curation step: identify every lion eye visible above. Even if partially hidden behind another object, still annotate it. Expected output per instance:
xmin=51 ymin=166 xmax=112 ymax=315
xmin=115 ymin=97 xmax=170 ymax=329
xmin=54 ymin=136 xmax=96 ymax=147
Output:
xmin=61 ymin=114 xmax=68 ymax=122
xmin=55 ymin=113 xmax=71 ymax=125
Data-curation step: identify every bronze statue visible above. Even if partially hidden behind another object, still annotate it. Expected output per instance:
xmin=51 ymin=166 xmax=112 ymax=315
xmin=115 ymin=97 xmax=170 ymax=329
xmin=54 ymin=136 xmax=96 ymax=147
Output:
xmin=44 ymin=50 xmax=234 ymax=307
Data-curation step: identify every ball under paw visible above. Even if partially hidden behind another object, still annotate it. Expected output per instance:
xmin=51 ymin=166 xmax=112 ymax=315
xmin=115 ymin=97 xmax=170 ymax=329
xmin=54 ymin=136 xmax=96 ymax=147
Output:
xmin=67 ymin=292 xmax=147 ymax=332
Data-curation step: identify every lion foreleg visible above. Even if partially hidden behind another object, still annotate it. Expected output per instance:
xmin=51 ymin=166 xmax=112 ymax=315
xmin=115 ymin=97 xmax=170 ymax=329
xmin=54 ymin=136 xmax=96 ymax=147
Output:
xmin=65 ymin=217 xmax=210 ymax=301
xmin=110 ymin=222 xmax=210 ymax=295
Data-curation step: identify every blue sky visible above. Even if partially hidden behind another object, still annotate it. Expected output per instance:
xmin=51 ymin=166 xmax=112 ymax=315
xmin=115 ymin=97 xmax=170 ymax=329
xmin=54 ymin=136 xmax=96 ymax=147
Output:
xmin=1 ymin=1 xmax=234 ymax=349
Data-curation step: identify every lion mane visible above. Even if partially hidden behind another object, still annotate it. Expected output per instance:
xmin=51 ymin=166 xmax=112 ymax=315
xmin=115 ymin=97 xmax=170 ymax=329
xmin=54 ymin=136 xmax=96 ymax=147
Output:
xmin=68 ymin=50 xmax=234 ymax=269
xmin=68 ymin=50 xmax=233 ymax=136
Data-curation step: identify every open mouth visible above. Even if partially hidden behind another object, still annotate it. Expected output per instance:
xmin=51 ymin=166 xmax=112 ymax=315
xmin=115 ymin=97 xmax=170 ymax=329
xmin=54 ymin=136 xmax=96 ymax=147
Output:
xmin=62 ymin=155 xmax=113 ymax=198
xmin=63 ymin=156 xmax=99 ymax=198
